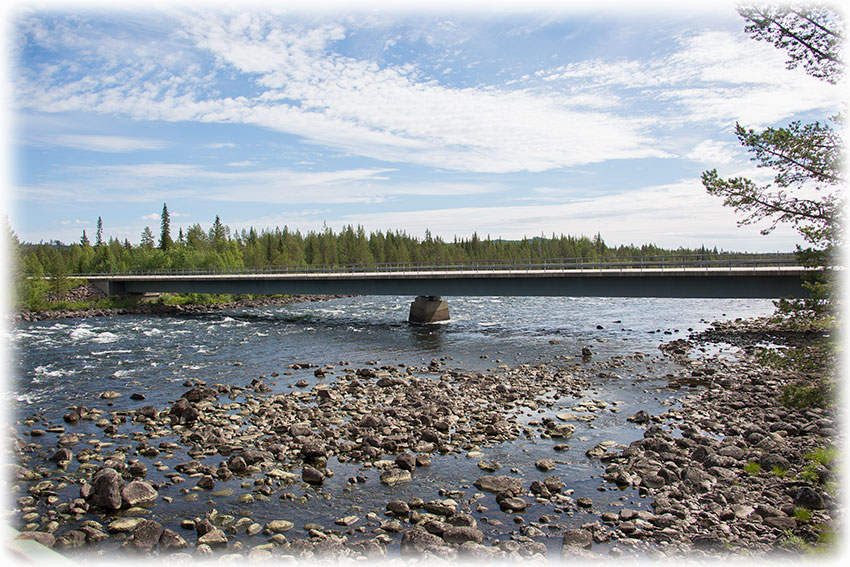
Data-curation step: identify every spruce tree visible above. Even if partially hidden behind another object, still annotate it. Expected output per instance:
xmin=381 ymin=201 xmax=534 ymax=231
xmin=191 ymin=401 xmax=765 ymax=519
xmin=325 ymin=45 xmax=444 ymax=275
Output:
xmin=159 ymin=203 xmax=173 ymax=251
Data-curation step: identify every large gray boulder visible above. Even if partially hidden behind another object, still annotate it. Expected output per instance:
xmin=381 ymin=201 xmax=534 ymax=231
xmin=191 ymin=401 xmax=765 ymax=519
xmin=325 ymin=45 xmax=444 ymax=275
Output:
xmin=88 ymin=467 xmax=124 ymax=510
xmin=473 ymin=475 xmax=522 ymax=496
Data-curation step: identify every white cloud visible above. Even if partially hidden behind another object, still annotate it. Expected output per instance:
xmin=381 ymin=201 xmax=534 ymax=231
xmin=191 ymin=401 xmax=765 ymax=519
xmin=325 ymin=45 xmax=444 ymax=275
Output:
xmin=28 ymin=133 xmax=169 ymax=153
xmin=535 ymin=30 xmax=843 ymax=128
xmin=14 ymin=10 xmax=671 ymax=174
xmin=685 ymin=140 xmax=737 ymax=165
xmin=14 ymin=162 xmax=507 ymax=205
xmin=336 ymin=179 xmax=804 ymax=251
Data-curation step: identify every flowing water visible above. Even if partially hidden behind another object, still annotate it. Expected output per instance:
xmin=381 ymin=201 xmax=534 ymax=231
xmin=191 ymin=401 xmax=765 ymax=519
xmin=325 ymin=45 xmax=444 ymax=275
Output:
xmin=6 ymin=296 xmax=775 ymax=557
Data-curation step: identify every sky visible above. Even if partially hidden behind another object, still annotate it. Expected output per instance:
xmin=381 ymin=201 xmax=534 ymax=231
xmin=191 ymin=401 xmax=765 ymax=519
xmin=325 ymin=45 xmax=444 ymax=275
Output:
xmin=2 ymin=0 xmax=845 ymax=252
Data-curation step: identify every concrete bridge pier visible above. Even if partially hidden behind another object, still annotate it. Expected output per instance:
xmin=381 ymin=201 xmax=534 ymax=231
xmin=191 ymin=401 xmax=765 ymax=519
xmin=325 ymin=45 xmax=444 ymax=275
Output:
xmin=409 ymin=295 xmax=450 ymax=323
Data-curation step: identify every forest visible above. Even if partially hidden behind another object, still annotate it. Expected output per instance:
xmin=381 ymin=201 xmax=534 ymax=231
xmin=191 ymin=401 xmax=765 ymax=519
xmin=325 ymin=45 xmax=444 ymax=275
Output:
xmin=8 ymin=207 xmax=780 ymax=312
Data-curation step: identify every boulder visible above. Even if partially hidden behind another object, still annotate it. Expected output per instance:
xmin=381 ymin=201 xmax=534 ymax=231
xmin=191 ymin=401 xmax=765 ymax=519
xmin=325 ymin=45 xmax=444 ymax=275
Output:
xmin=88 ymin=468 xmax=124 ymax=510
xmin=380 ymin=468 xmax=412 ymax=486
xmin=442 ymin=526 xmax=484 ymax=545
xmin=473 ymin=475 xmax=522 ymax=496
xmin=121 ymin=480 xmax=158 ymax=507
xmin=132 ymin=519 xmax=164 ymax=552
xmin=302 ymin=466 xmax=325 ymax=485
xmin=400 ymin=527 xmax=446 ymax=556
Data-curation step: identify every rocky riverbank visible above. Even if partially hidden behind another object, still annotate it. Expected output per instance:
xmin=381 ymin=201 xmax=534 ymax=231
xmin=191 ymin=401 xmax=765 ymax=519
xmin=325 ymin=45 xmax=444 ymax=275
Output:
xmin=10 ymin=318 xmax=839 ymax=562
xmin=13 ymin=284 xmax=351 ymax=322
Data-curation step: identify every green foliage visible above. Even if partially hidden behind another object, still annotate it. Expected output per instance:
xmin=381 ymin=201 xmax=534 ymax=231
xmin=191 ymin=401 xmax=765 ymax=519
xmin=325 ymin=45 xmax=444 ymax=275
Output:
xmin=738 ymin=5 xmax=844 ymax=84
xmin=771 ymin=465 xmax=787 ymax=478
xmin=159 ymin=203 xmax=173 ymax=251
xmin=158 ymin=293 xmax=238 ymax=306
xmin=743 ymin=461 xmax=761 ymax=476
xmin=793 ymin=507 xmax=812 ymax=523
xmin=9 ymin=212 xmax=807 ymax=312
xmin=704 ymin=6 xmax=844 ymax=319
xmin=806 ymin=446 xmax=838 ymax=468
xmin=779 ymin=379 xmax=833 ymax=409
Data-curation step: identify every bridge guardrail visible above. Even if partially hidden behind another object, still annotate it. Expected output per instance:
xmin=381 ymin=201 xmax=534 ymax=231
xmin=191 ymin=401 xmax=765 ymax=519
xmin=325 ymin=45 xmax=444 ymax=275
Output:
xmin=60 ymin=253 xmax=807 ymax=279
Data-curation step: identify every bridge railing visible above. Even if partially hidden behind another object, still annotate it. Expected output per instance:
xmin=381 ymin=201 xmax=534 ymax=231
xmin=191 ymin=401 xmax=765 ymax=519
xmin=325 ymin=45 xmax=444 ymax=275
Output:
xmin=70 ymin=253 xmax=804 ymax=278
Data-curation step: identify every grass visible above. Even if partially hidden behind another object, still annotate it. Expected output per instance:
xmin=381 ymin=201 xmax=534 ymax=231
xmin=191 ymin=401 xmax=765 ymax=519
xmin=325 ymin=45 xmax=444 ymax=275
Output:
xmin=805 ymin=446 xmax=838 ymax=467
xmin=158 ymin=293 xmax=240 ymax=306
xmin=743 ymin=462 xmax=761 ymax=476
xmin=771 ymin=465 xmax=787 ymax=478
xmin=793 ymin=507 xmax=812 ymax=523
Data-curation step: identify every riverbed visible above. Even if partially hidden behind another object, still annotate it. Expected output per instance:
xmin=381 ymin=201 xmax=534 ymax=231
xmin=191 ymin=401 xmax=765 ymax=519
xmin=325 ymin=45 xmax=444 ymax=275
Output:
xmin=6 ymin=295 xmax=779 ymax=560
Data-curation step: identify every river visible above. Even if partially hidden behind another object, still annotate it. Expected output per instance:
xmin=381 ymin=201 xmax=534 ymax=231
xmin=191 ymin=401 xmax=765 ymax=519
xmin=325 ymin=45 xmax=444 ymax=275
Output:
xmin=7 ymin=295 xmax=776 ymax=558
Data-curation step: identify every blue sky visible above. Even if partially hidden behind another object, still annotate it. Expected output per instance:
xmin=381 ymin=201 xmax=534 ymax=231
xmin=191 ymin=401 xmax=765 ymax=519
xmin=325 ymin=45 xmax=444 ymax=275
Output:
xmin=3 ymin=0 xmax=845 ymax=252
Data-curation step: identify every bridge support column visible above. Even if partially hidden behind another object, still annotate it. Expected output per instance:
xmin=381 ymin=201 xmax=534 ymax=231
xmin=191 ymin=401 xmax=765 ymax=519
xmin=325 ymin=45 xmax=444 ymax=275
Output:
xmin=409 ymin=296 xmax=450 ymax=323
xmin=91 ymin=280 xmax=126 ymax=297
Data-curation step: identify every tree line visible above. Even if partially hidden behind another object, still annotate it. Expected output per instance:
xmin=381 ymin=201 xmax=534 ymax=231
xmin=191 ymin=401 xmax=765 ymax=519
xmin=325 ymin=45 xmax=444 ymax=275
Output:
xmin=10 ymin=205 xmax=751 ymax=310
xmin=16 ymin=206 xmax=739 ymax=276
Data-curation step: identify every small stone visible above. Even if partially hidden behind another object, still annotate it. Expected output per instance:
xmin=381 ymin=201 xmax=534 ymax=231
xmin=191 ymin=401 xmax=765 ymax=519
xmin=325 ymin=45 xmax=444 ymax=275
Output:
xmin=498 ymin=497 xmax=528 ymax=512
xmin=265 ymin=520 xmax=294 ymax=533
xmin=197 ymin=528 xmax=227 ymax=547
xmin=302 ymin=466 xmax=325 ymax=485
xmin=335 ymin=515 xmax=359 ymax=526
xmin=628 ymin=410 xmax=650 ymax=424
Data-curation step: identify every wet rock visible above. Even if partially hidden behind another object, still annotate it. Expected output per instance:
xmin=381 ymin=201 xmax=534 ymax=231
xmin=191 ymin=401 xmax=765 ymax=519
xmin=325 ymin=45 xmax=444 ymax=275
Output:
xmin=132 ymin=519 xmax=164 ymax=552
xmin=386 ymin=500 xmax=410 ymax=517
xmin=380 ymin=468 xmax=412 ymax=486
xmin=107 ymin=517 xmax=145 ymax=533
xmin=400 ymin=527 xmax=447 ymax=556
xmin=534 ymin=458 xmax=556 ymax=472
xmin=226 ymin=455 xmax=248 ymax=473
xmin=561 ymin=528 xmax=593 ymax=549
xmin=121 ymin=480 xmax=158 ymax=507
xmin=197 ymin=528 xmax=227 ymax=548
xmin=442 ymin=526 xmax=484 ymax=545
xmin=474 ymin=475 xmax=522 ymax=496
xmin=302 ymin=466 xmax=325 ymax=485
xmin=265 ymin=520 xmax=294 ymax=533
xmin=498 ymin=496 xmax=528 ymax=512
xmin=395 ymin=452 xmax=417 ymax=472
xmin=49 ymin=448 xmax=73 ymax=465
xmin=88 ymin=468 xmax=124 ymax=510
xmin=159 ymin=529 xmax=189 ymax=552
xmin=300 ymin=439 xmax=327 ymax=459
xmin=628 ymin=410 xmax=650 ymax=424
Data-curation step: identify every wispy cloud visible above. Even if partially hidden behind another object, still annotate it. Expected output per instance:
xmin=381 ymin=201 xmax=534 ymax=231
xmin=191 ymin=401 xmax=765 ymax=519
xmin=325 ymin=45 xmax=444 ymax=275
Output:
xmin=14 ymin=10 xmax=671 ymax=174
xmin=26 ymin=133 xmax=169 ymax=153
xmin=335 ymin=179 xmax=802 ymax=251
xmin=14 ymin=161 xmax=507 ymax=205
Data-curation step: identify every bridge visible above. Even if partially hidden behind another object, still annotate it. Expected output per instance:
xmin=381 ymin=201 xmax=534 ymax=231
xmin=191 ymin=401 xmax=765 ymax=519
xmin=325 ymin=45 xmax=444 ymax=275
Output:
xmin=85 ymin=255 xmax=814 ymax=322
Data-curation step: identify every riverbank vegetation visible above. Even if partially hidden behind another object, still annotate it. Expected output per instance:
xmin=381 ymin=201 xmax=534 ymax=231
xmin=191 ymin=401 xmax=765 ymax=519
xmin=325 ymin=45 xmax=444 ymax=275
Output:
xmin=8 ymin=220 xmax=777 ymax=312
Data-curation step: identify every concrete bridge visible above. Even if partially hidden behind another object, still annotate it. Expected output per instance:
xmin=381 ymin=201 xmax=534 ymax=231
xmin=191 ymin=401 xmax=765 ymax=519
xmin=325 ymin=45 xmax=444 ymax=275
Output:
xmin=85 ymin=256 xmax=813 ymax=322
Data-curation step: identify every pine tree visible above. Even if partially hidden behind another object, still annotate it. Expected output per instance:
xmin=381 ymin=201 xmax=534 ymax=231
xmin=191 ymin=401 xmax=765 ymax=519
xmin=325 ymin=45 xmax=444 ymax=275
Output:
xmin=159 ymin=203 xmax=173 ymax=251
xmin=141 ymin=226 xmax=155 ymax=249
xmin=703 ymin=5 xmax=843 ymax=316
xmin=96 ymin=216 xmax=103 ymax=246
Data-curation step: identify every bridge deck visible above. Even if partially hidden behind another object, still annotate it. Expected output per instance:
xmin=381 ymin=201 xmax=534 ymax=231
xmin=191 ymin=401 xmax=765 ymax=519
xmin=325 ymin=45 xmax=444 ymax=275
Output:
xmin=88 ymin=265 xmax=813 ymax=299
